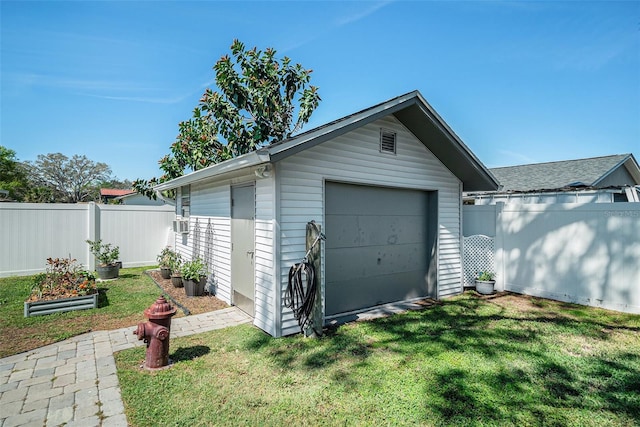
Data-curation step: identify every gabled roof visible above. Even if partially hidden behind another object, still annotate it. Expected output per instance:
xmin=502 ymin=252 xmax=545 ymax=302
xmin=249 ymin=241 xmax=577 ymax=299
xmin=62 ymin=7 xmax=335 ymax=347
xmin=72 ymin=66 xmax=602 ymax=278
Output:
xmin=155 ymin=91 xmax=499 ymax=192
xmin=489 ymin=154 xmax=640 ymax=192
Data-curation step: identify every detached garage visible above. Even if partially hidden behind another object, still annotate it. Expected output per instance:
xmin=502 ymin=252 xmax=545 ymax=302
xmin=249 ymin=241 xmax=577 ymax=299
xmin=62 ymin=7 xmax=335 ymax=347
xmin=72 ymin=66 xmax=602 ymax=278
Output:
xmin=155 ymin=90 xmax=498 ymax=337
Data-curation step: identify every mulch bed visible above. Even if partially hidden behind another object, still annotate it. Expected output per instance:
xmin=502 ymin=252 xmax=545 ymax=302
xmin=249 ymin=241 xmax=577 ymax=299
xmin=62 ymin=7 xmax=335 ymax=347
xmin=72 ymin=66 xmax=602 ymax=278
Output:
xmin=146 ymin=269 xmax=228 ymax=316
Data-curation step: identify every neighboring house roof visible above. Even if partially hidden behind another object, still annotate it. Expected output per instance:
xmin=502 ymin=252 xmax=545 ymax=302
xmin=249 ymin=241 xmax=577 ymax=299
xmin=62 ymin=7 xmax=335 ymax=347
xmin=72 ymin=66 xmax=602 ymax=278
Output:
xmin=155 ymin=91 xmax=499 ymax=192
xmin=488 ymin=154 xmax=640 ymax=192
xmin=114 ymin=192 xmax=142 ymax=201
xmin=100 ymin=189 xmax=135 ymax=197
xmin=115 ymin=191 xmax=174 ymax=206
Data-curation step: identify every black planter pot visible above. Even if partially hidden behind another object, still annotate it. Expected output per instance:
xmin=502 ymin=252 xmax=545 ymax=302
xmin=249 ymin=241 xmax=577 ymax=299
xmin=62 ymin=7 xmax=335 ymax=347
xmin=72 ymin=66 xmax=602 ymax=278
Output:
xmin=171 ymin=275 xmax=183 ymax=288
xmin=96 ymin=264 xmax=119 ymax=280
xmin=160 ymin=267 xmax=171 ymax=279
xmin=184 ymin=277 xmax=205 ymax=297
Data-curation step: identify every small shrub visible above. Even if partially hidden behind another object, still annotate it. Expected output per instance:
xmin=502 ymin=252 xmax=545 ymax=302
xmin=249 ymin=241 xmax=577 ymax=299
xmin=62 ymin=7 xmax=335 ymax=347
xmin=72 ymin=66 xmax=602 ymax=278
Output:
xmin=27 ymin=257 xmax=97 ymax=302
xmin=86 ymin=239 xmax=120 ymax=266
xmin=477 ymin=271 xmax=495 ymax=281
xmin=157 ymin=247 xmax=180 ymax=269
xmin=181 ymin=258 xmax=208 ymax=281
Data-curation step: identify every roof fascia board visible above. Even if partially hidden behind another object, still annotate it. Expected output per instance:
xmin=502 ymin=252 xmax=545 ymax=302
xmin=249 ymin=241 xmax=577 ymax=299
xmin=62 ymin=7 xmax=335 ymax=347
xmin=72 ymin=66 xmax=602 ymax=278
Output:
xmin=627 ymin=154 xmax=640 ymax=183
xmin=154 ymin=150 xmax=270 ymax=191
xmin=412 ymin=99 xmax=499 ymax=190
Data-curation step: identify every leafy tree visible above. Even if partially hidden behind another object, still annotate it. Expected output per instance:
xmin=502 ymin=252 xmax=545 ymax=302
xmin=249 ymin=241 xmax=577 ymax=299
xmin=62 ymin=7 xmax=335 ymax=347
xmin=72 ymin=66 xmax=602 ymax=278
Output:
xmin=25 ymin=153 xmax=112 ymax=203
xmin=101 ymin=178 xmax=133 ymax=190
xmin=134 ymin=39 xmax=321 ymax=199
xmin=22 ymin=186 xmax=57 ymax=203
xmin=0 ymin=146 xmax=29 ymax=201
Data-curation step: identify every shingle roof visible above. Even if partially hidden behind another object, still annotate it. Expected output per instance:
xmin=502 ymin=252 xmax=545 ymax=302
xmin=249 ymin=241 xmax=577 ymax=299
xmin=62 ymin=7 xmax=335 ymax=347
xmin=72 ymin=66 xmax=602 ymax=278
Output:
xmin=490 ymin=154 xmax=633 ymax=192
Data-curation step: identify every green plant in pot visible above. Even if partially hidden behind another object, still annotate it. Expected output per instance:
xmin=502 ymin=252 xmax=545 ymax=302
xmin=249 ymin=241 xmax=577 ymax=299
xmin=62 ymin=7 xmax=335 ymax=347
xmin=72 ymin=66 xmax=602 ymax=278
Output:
xmin=168 ymin=253 xmax=183 ymax=288
xmin=475 ymin=270 xmax=496 ymax=295
xmin=181 ymin=257 xmax=208 ymax=297
xmin=86 ymin=239 xmax=120 ymax=280
xmin=157 ymin=247 xmax=179 ymax=279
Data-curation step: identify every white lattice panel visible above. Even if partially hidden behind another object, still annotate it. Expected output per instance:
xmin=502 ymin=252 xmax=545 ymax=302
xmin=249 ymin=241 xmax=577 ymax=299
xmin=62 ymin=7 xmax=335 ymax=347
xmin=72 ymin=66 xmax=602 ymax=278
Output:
xmin=192 ymin=218 xmax=201 ymax=259
xmin=204 ymin=219 xmax=216 ymax=274
xmin=463 ymin=235 xmax=495 ymax=287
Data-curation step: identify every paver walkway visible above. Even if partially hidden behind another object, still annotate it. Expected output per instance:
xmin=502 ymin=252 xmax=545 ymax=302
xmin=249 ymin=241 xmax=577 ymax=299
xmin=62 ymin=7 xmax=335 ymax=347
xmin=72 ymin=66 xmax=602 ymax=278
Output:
xmin=0 ymin=307 xmax=252 ymax=427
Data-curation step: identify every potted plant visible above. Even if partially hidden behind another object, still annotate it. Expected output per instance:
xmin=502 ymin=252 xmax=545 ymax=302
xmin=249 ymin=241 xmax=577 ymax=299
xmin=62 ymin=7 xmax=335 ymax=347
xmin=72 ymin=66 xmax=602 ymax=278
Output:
xmin=86 ymin=239 xmax=120 ymax=280
xmin=169 ymin=253 xmax=183 ymax=288
xmin=475 ymin=271 xmax=496 ymax=295
xmin=181 ymin=257 xmax=208 ymax=297
xmin=157 ymin=247 xmax=179 ymax=279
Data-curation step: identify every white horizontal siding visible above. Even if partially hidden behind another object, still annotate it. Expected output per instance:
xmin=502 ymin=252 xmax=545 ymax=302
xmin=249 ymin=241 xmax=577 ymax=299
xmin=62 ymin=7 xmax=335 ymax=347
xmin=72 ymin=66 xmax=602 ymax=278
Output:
xmin=174 ymin=175 xmax=278 ymax=336
xmin=191 ymin=182 xmax=230 ymax=217
xmin=254 ymin=177 xmax=276 ymax=335
xmin=175 ymin=181 xmax=233 ymax=304
xmin=277 ymin=116 xmax=462 ymax=336
xmin=438 ymin=184 xmax=463 ymax=298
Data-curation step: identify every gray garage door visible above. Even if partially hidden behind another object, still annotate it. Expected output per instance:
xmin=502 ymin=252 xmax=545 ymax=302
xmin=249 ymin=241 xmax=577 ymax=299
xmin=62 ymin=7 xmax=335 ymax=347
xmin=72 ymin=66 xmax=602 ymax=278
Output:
xmin=325 ymin=182 xmax=435 ymax=316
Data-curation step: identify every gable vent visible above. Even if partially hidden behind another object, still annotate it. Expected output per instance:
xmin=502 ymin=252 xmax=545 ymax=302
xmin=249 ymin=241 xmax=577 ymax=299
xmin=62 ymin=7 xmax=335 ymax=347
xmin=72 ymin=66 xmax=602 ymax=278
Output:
xmin=380 ymin=129 xmax=397 ymax=154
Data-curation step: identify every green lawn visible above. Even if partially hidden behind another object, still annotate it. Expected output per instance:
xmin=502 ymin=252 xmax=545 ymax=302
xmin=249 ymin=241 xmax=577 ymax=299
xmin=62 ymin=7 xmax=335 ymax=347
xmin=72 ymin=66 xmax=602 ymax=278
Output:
xmin=115 ymin=293 xmax=640 ymax=426
xmin=0 ymin=266 xmax=162 ymax=358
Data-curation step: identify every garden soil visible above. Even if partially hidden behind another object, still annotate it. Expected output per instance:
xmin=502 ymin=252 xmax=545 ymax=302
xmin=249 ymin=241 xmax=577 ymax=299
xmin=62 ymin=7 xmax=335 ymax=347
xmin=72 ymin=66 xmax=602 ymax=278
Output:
xmin=146 ymin=270 xmax=228 ymax=316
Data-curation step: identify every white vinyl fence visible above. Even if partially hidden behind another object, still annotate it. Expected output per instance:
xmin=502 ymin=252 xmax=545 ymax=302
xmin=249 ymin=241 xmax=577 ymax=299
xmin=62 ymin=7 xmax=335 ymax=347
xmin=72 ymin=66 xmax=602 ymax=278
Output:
xmin=0 ymin=202 xmax=175 ymax=278
xmin=463 ymin=203 xmax=640 ymax=314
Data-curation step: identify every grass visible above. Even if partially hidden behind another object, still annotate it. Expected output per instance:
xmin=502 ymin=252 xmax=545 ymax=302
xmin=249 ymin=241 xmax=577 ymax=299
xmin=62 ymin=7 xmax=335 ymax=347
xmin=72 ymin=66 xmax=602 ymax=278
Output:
xmin=0 ymin=266 xmax=164 ymax=358
xmin=115 ymin=293 xmax=640 ymax=427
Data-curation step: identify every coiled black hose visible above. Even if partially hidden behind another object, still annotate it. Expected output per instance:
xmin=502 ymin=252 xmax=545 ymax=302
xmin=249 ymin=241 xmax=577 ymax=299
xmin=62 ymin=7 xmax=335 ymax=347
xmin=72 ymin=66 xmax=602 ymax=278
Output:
xmin=284 ymin=261 xmax=317 ymax=333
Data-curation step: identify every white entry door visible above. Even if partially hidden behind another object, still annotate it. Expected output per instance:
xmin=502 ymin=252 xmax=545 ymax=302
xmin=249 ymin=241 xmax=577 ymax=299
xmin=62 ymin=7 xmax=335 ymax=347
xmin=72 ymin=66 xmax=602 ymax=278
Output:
xmin=231 ymin=184 xmax=255 ymax=316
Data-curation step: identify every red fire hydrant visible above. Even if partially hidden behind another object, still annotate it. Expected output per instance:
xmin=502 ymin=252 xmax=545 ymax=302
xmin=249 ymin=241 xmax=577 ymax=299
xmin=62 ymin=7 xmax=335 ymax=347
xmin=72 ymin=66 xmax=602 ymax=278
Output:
xmin=133 ymin=295 xmax=177 ymax=370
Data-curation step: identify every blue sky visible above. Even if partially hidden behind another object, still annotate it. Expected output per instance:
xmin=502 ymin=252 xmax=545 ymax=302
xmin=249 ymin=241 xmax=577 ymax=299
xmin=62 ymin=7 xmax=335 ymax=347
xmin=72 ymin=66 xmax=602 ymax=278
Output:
xmin=2 ymin=1 xmax=638 ymax=182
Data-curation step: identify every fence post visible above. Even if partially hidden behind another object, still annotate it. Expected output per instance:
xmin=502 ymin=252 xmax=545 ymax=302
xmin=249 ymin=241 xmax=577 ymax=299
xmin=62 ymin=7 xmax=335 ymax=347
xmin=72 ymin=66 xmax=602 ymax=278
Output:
xmin=87 ymin=202 xmax=97 ymax=270
xmin=495 ymin=202 xmax=504 ymax=292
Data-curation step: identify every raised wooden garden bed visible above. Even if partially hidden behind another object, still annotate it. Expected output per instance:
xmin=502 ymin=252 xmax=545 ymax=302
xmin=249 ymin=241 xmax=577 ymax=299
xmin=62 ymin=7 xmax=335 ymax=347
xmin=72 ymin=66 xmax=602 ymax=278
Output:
xmin=24 ymin=293 xmax=98 ymax=317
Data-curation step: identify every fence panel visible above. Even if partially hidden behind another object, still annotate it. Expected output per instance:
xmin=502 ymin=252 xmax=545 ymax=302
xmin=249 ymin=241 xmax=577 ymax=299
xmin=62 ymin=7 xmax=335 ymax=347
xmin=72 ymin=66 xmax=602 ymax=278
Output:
xmin=0 ymin=202 xmax=175 ymax=277
xmin=463 ymin=204 xmax=496 ymax=237
xmin=98 ymin=204 xmax=175 ymax=268
xmin=465 ymin=202 xmax=640 ymax=314
xmin=0 ymin=204 xmax=89 ymax=277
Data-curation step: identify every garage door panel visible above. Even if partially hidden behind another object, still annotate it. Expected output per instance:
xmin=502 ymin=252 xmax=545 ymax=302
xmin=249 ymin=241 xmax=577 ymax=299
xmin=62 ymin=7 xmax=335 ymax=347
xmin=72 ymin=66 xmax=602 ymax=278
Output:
xmin=326 ymin=183 xmax=427 ymax=215
xmin=326 ymin=271 xmax=428 ymax=315
xmin=326 ymin=243 xmax=427 ymax=281
xmin=325 ymin=214 xmax=427 ymax=249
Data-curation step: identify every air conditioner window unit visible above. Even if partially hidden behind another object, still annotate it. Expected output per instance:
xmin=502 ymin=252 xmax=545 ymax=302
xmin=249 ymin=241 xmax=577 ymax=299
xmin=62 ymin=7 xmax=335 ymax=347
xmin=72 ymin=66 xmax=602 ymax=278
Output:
xmin=172 ymin=219 xmax=189 ymax=234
